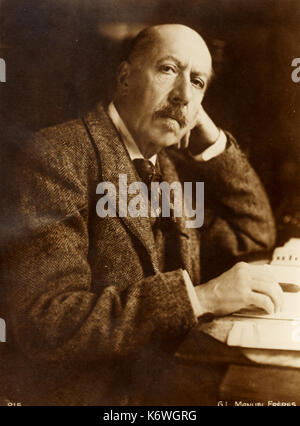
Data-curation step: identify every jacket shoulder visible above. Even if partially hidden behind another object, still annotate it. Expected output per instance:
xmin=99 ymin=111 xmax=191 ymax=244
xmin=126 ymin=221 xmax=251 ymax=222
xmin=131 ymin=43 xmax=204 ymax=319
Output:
xmin=6 ymin=116 xmax=102 ymax=214
xmin=36 ymin=118 xmax=93 ymax=159
xmin=14 ymin=117 xmax=100 ymax=183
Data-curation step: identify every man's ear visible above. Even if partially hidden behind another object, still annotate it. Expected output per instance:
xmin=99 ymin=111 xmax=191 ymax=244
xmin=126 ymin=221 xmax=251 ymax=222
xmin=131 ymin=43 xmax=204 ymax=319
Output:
xmin=117 ymin=61 xmax=131 ymax=95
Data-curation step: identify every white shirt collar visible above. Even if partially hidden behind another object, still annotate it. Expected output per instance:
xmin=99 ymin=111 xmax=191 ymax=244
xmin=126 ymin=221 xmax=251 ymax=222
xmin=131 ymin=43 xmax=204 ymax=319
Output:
xmin=107 ymin=102 xmax=157 ymax=166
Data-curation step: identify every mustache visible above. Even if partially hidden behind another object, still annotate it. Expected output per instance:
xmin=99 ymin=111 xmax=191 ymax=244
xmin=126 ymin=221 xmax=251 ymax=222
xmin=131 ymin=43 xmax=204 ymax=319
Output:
xmin=153 ymin=105 xmax=188 ymax=128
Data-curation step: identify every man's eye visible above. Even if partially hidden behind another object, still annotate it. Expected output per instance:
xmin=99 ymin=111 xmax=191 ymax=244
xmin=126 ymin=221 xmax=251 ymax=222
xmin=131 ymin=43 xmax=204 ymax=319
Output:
xmin=192 ymin=78 xmax=205 ymax=89
xmin=160 ymin=65 xmax=176 ymax=74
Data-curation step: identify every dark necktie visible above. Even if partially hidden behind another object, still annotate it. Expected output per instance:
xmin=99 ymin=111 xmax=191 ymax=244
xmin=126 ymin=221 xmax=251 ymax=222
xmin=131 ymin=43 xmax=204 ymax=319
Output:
xmin=133 ymin=158 xmax=177 ymax=227
xmin=133 ymin=158 xmax=162 ymax=224
xmin=133 ymin=158 xmax=162 ymax=189
xmin=133 ymin=159 xmax=186 ymax=272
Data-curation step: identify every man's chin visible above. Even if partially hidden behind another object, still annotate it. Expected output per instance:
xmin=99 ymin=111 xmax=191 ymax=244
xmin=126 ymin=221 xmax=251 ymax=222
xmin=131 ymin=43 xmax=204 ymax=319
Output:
xmin=156 ymin=135 xmax=180 ymax=149
xmin=151 ymin=128 xmax=182 ymax=148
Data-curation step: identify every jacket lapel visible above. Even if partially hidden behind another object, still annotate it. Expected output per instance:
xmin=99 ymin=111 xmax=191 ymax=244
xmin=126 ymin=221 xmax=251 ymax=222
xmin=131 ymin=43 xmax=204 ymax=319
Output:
xmin=83 ymin=104 xmax=160 ymax=272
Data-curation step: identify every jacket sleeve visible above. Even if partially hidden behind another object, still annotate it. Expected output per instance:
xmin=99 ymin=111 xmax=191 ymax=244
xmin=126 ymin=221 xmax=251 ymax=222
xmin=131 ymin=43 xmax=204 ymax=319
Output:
xmin=169 ymin=133 xmax=276 ymax=281
xmin=1 ymin=126 xmax=197 ymax=364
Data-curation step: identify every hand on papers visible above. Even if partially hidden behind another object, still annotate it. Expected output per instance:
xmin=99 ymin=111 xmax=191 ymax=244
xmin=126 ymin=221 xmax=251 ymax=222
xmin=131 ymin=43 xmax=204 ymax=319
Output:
xmin=195 ymin=262 xmax=284 ymax=317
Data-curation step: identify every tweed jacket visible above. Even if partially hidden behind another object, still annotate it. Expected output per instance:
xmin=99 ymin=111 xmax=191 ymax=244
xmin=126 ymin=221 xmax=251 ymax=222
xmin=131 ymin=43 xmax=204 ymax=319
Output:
xmin=0 ymin=104 xmax=275 ymax=405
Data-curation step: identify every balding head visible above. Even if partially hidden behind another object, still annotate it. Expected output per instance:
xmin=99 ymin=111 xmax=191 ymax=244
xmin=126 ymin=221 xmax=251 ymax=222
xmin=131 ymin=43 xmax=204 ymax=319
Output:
xmin=115 ymin=24 xmax=213 ymax=157
xmin=127 ymin=24 xmax=212 ymax=75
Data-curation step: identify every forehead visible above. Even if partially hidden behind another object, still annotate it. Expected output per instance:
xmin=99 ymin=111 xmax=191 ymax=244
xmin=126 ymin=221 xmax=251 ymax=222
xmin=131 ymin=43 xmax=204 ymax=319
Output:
xmin=146 ymin=27 xmax=212 ymax=75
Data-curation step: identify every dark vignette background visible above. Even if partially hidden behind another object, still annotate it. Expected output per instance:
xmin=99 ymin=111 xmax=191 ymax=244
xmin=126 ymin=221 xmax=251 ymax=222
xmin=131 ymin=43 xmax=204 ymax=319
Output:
xmin=0 ymin=0 xmax=299 ymax=243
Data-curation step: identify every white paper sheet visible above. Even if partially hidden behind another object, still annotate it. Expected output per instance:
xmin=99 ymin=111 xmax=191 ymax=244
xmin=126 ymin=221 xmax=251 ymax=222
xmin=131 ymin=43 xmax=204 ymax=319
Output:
xmin=227 ymin=321 xmax=300 ymax=351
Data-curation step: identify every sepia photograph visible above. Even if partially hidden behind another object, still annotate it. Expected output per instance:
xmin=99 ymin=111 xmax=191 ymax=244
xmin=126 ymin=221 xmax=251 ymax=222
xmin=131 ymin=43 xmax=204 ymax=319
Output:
xmin=0 ymin=0 xmax=300 ymax=409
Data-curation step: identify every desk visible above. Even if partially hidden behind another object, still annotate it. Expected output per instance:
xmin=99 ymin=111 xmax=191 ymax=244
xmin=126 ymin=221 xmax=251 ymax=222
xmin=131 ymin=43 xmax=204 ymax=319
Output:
xmin=172 ymin=257 xmax=300 ymax=405
xmin=175 ymin=317 xmax=300 ymax=405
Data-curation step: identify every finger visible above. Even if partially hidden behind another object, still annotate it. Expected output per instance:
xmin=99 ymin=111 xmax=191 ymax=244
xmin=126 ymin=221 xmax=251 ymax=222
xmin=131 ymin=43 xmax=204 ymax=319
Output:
xmin=249 ymin=269 xmax=282 ymax=289
xmin=248 ymin=265 xmax=278 ymax=282
xmin=182 ymin=130 xmax=190 ymax=149
xmin=251 ymin=280 xmax=283 ymax=312
xmin=248 ymin=292 xmax=275 ymax=315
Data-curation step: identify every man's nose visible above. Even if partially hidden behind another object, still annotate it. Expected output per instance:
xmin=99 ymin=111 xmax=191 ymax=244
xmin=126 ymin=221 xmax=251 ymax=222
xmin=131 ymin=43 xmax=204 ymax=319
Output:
xmin=169 ymin=75 xmax=192 ymax=106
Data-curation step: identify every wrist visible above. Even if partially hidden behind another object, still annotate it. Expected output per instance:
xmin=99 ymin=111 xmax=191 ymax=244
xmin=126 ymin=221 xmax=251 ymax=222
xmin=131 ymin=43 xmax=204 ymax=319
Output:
xmin=195 ymin=282 xmax=218 ymax=316
xmin=188 ymin=124 xmax=220 ymax=156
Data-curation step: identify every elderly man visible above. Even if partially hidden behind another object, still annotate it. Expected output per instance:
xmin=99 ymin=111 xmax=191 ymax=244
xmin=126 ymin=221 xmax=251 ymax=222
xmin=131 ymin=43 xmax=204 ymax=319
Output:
xmin=1 ymin=24 xmax=281 ymax=405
